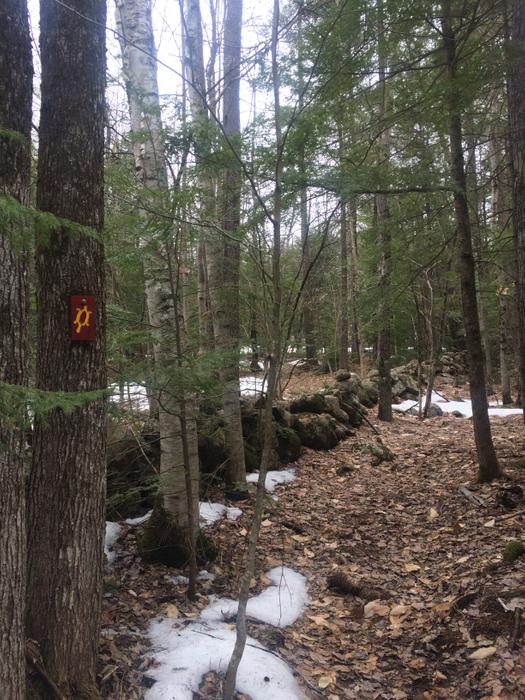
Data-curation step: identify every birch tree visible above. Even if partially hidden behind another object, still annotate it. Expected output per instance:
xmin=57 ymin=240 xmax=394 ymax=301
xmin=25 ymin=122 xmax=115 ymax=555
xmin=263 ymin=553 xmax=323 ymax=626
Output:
xmin=116 ymin=0 xmax=200 ymax=577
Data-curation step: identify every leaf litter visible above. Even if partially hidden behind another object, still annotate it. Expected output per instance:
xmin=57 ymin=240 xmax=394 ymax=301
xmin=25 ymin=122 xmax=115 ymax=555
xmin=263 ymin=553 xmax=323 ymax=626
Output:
xmin=99 ymin=381 xmax=525 ymax=699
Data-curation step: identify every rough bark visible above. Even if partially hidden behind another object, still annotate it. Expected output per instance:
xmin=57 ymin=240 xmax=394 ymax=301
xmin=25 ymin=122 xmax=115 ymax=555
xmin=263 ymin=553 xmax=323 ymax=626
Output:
xmin=116 ymin=0 xmax=199 ymax=554
xmin=0 ymin=0 xmax=31 ymax=696
xmin=376 ymin=0 xmax=392 ymax=422
xmin=26 ymin=0 xmax=107 ymax=695
xmin=339 ymin=201 xmax=350 ymax=371
xmin=441 ymin=1 xmax=500 ymax=481
xmin=507 ymin=0 xmax=525 ymax=420
xmin=182 ymin=0 xmax=215 ymax=353
xmin=489 ymin=123 xmax=513 ymax=404
xmin=298 ymin=29 xmax=316 ymax=363
xmin=348 ymin=197 xmax=362 ymax=369
xmin=465 ymin=131 xmax=493 ymax=382
xmin=207 ymin=0 xmax=246 ymax=486
xmin=300 ymin=181 xmax=316 ymax=362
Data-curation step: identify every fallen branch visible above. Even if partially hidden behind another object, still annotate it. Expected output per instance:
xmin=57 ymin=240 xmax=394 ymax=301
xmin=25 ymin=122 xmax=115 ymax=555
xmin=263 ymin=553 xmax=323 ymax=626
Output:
xmin=509 ymin=607 xmax=522 ymax=650
xmin=459 ymin=486 xmax=485 ymax=507
xmin=496 ymin=509 xmax=525 ymax=522
xmin=431 ymin=388 xmax=450 ymax=402
xmin=359 ymin=408 xmax=381 ymax=435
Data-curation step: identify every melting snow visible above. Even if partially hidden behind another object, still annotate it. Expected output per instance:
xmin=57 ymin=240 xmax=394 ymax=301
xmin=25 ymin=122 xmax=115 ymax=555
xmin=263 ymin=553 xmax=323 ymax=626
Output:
xmin=168 ymin=570 xmax=216 ymax=586
xmin=124 ymin=503 xmax=242 ymax=530
xmin=199 ymin=502 xmax=242 ymax=527
xmin=139 ymin=463 xmax=304 ymax=697
xmin=239 ymin=375 xmax=266 ymax=396
xmin=393 ymin=391 xmax=524 ymax=419
xmin=110 ymin=382 xmax=150 ymax=411
xmin=146 ymin=619 xmax=304 ymax=700
xmin=201 ymin=566 xmax=308 ymax=628
xmin=123 ymin=504 xmax=241 ymax=531
xmin=104 ymin=521 xmax=122 ymax=563
xmin=246 ymin=469 xmax=296 ymax=493
xmin=125 ymin=510 xmax=153 ymax=526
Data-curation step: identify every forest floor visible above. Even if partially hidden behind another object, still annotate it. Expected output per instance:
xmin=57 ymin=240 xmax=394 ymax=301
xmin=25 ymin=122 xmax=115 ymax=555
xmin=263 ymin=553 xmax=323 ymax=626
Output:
xmin=100 ymin=379 xmax=525 ymax=700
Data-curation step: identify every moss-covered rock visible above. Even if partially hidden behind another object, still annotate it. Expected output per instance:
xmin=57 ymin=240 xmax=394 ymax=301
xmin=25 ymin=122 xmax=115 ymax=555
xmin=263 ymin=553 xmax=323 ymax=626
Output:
xmin=337 ymin=394 xmax=365 ymax=427
xmin=276 ymin=424 xmax=302 ymax=463
xmin=357 ymin=439 xmax=395 ymax=466
xmin=323 ymin=394 xmax=350 ymax=424
xmin=293 ymin=412 xmax=349 ymax=450
xmin=357 ymin=380 xmax=379 ymax=408
xmin=503 ymin=539 xmax=525 ymax=562
xmin=289 ymin=393 xmax=328 ymax=415
xmin=138 ymin=503 xmax=216 ymax=568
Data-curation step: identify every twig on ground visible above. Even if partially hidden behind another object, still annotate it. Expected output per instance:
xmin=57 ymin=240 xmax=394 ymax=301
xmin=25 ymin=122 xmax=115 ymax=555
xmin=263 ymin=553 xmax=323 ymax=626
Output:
xmin=459 ymin=485 xmax=485 ymax=506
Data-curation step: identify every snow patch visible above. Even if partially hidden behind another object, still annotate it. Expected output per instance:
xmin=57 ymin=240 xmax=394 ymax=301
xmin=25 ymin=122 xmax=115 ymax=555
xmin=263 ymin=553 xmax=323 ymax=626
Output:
xmin=199 ymin=502 xmax=242 ymax=527
xmin=125 ymin=510 xmax=153 ymax=526
xmin=110 ymin=382 xmax=150 ymax=411
xmin=246 ymin=469 xmax=296 ymax=493
xmin=123 ymin=502 xmax=242 ymax=531
xmin=168 ymin=570 xmax=216 ymax=586
xmin=146 ymin=619 xmax=304 ymax=700
xmin=144 ymin=468 xmax=304 ymax=698
xmin=201 ymin=566 xmax=307 ymax=628
xmin=239 ymin=375 xmax=266 ymax=396
xmin=104 ymin=521 xmax=122 ymax=563
xmin=393 ymin=391 xmax=524 ymax=419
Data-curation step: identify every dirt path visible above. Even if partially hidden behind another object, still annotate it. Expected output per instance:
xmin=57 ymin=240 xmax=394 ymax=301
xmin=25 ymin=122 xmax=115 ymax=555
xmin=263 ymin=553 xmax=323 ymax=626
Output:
xmin=267 ymin=412 xmax=525 ymax=699
xmin=101 ymin=410 xmax=525 ymax=699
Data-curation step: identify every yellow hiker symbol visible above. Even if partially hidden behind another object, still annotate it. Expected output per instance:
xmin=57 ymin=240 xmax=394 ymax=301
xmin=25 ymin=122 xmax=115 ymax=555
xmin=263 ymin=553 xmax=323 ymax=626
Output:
xmin=73 ymin=304 xmax=92 ymax=334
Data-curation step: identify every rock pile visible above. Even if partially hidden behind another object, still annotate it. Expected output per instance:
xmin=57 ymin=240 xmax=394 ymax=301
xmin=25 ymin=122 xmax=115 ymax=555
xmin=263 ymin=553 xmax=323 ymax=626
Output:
xmin=200 ymin=369 xmax=376 ymax=473
xmin=106 ymin=371 xmax=377 ymax=517
xmin=367 ymin=351 xmax=468 ymax=400
xmin=367 ymin=366 xmax=419 ymax=400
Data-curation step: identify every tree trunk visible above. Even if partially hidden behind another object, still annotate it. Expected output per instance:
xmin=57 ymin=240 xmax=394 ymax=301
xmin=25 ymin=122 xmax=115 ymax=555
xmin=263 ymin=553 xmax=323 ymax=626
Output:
xmin=0 ymin=1 xmax=32 ymax=695
xmin=207 ymin=0 xmax=246 ymax=487
xmin=489 ymin=122 xmax=513 ymax=404
xmin=116 ymin=0 xmax=200 ymax=559
xmin=300 ymin=181 xmax=316 ymax=363
xmin=376 ymin=0 xmax=392 ymax=421
xmin=441 ymin=1 xmax=500 ymax=481
xmin=298 ymin=35 xmax=316 ymax=364
xmin=348 ymin=197 xmax=362 ymax=370
xmin=507 ymin=0 xmax=525 ymax=420
xmin=182 ymin=0 xmax=215 ymax=354
xmin=26 ymin=0 xmax=107 ymax=695
xmin=339 ymin=201 xmax=350 ymax=370
xmin=499 ymin=289 xmax=513 ymax=404
xmin=465 ymin=130 xmax=493 ymax=383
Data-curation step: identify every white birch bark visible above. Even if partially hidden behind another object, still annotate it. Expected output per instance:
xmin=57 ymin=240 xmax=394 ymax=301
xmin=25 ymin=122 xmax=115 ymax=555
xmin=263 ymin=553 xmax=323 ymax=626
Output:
xmin=115 ymin=0 xmax=199 ymax=534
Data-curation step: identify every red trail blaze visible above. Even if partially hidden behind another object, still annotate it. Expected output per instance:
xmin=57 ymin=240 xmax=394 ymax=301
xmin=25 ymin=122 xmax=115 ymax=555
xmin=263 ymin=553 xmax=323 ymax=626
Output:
xmin=70 ymin=295 xmax=96 ymax=341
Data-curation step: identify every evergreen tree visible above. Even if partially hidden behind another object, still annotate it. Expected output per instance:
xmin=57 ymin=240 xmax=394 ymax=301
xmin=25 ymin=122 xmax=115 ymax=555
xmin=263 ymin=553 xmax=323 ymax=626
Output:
xmin=0 ymin=0 xmax=32 ymax=694
xmin=26 ymin=0 xmax=108 ymax=694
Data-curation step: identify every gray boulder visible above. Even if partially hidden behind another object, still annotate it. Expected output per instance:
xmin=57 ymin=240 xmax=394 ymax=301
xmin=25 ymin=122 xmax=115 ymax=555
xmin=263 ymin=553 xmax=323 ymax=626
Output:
xmin=293 ymin=412 xmax=351 ymax=450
